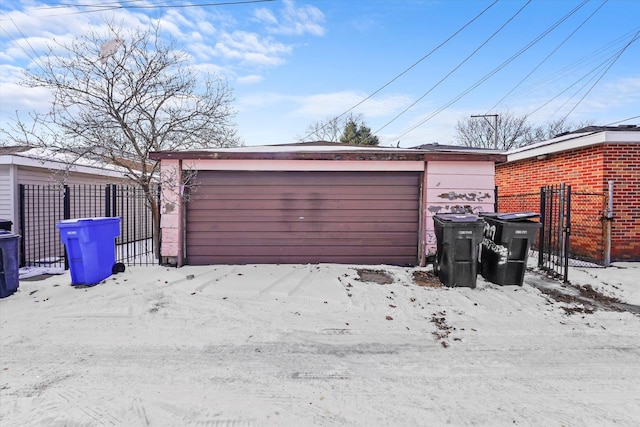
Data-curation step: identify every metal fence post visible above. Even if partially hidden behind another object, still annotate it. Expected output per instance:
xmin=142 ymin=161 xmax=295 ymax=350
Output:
xmin=559 ymin=184 xmax=566 ymax=263
xmin=563 ymin=185 xmax=572 ymax=283
xmin=105 ymin=184 xmax=111 ymax=217
xmin=63 ymin=185 xmax=70 ymax=269
xmin=18 ymin=184 xmax=26 ymax=267
xmin=539 ymin=186 xmax=546 ymax=268
xmin=604 ymin=181 xmax=613 ymax=267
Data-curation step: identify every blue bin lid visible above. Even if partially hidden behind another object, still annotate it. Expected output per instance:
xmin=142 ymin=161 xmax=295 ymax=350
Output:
xmin=434 ymin=213 xmax=481 ymax=222
xmin=57 ymin=217 xmax=121 ymax=227
xmin=0 ymin=230 xmax=18 ymax=239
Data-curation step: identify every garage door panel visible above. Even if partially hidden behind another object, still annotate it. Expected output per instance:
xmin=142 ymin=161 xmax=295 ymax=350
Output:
xmin=187 ymin=254 xmax=415 ymax=265
xmin=187 ymin=244 xmax=418 ymax=257
xmin=186 ymin=233 xmax=419 ymax=246
xmin=192 ymin=185 xmax=420 ymax=198
xmin=187 ymin=209 xmax=418 ymax=221
xmin=187 ymin=199 xmax=418 ymax=211
xmin=186 ymin=171 xmax=420 ymax=265
xmin=191 ymin=171 xmax=420 ymax=187
xmin=187 ymin=221 xmax=418 ymax=233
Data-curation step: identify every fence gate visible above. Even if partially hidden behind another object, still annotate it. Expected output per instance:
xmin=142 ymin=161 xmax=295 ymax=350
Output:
xmin=18 ymin=184 xmax=159 ymax=271
xmin=538 ymin=184 xmax=571 ymax=283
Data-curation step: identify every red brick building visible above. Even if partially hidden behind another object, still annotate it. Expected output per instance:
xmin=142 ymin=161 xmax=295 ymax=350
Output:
xmin=496 ymin=125 xmax=640 ymax=263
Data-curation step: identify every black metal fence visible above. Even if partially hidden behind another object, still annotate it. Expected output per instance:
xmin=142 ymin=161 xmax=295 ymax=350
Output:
xmin=539 ymin=184 xmax=571 ymax=282
xmin=18 ymin=184 xmax=159 ymax=270
xmin=496 ymin=184 xmax=608 ymax=283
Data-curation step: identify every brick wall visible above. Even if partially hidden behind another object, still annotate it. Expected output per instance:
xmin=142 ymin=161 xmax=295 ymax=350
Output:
xmin=496 ymin=143 xmax=640 ymax=262
xmin=496 ymin=145 xmax=605 ymax=194
xmin=603 ymin=143 xmax=640 ymax=261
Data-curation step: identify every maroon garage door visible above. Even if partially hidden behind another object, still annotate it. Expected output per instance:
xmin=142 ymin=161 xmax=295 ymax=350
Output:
xmin=185 ymin=171 xmax=420 ymax=265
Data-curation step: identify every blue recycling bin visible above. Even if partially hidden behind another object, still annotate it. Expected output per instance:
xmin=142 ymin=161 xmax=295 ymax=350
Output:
xmin=57 ymin=217 xmax=121 ymax=286
xmin=0 ymin=231 xmax=20 ymax=298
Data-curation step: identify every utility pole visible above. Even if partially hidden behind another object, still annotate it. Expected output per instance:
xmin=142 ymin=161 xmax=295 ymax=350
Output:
xmin=471 ymin=114 xmax=499 ymax=149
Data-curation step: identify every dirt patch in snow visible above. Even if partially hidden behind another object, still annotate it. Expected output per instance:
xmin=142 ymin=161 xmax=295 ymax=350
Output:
xmin=532 ymin=279 xmax=640 ymax=316
xmin=430 ymin=311 xmax=458 ymax=348
xmin=356 ymin=269 xmax=394 ymax=285
xmin=412 ymin=270 xmax=442 ymax=288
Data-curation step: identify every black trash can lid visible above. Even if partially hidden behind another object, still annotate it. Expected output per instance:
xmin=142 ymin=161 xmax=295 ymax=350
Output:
xmin=480 ymin=212 xmax=539 ymax=220
xmin=434 ymin=213 xmax=481 ymax=222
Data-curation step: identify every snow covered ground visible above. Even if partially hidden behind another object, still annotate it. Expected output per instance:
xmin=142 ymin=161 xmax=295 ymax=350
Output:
xmin=1 ymin=262 xmax=639 ymax=426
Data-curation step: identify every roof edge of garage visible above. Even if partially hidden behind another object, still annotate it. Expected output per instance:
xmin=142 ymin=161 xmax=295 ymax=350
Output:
xmin=150 ymin=149 xmax=506 ymax=163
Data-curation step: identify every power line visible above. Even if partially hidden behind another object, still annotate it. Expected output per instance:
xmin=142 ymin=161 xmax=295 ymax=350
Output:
xmin=487 ymin=0 xmax=608 ymax=113
xmin=298 ymin=0 xmax=499 ymax=142
xmin=381 ymin=0 xmax=590 ymax=145
xmin=2 ymin=0 xmax=276 ymax=18
xmin=525 ymin=49 xmax=618 ymax=119
xmin=495 ymin=28 xmax=638 ymax=108
xmin=558 ymin=30 xmax=640 ymax=123
xmin=373 ymin=0 xmax=531 ymax=135
xmin=2 ymin=16 xmax=48 ymax=74
xmin=605 ymin=115 xmax=640 ymax=125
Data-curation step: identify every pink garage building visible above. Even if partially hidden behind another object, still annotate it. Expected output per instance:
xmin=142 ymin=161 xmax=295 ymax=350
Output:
xmin=150 ymin=143 xmax=505 ymax=267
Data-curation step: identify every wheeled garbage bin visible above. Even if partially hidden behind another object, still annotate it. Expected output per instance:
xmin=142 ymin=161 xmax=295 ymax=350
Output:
xmin=480 ymin=212 xmax=541 ymax=286
xmin=56 ymin=217 xmax=121 ymax=286
xmin=0 ymin=231 xmax=20 ymax=298
xmin=433 ymin=214 xmax=485 ymax=288
xmin=0 ymin=219 xmax=12 ymax=232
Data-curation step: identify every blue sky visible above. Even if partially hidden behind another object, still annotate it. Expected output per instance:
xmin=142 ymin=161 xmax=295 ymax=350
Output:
xmin=1 ymin=0 xmax=639 ymax=147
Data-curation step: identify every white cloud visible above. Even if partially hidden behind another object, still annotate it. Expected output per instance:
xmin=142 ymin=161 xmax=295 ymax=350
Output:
xmin=214 ymin=31 xmax=291 ymax=66
xmin=587 ymin=76 xmax=640 ymax=109
xmin=292 ymin=91 xmax=412 ymax=118
xmin=253 ymin=7 xmax=278 ymax=26
xmin=256 ymin=0 xmax=325 ymax=37
xmin=237 ymin=92 xmax=294 ymax=110
xmin=0 ymin=65 xmax=52 ymax=123
xmin=191 ymin=62 xmax=230 ymax=79
xmin=237 ymin=74 xmax=264 ymax=85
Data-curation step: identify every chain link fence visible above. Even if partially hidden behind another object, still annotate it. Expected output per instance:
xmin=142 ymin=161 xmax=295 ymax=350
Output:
xmin=496 ymin=189 xmax=607 ymax=267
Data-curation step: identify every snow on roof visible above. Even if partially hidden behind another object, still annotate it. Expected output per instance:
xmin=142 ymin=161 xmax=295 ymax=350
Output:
xmin=0 ymin=146 xmax=131 ymax=178
xmin=506 ymin=125 xmax=640 ymax=162
xmin=150 ymin=141 xmax=508 ymax=163
xmin=152 ymin=141 xmax=503 ymax=156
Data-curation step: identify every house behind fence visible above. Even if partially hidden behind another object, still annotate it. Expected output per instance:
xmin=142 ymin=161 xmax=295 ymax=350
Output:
xmin=496 ymin=189 xmax=607 ymax=265
xmin=496 ymin=125 xmax=640 ymax=264
xmin=1 ymin=146 xmax=158 ymax=271
xmin=19 ymin=184 xmax=158 ymax=269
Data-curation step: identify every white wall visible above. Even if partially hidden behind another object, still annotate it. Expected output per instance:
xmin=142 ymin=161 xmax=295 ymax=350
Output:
xmin=0 ymin=165 xmax=16 ymax=225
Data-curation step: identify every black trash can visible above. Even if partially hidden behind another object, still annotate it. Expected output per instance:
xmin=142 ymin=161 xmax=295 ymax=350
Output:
xmin=433 ymin=214 xmax=485 ymax=288
xmin=0 ymin=231 xmax=20 ymax=298
xmin=480 ymin=212 xmax=541 ymax=286
xmin=0 ymin=219 xmax=12 ymax=232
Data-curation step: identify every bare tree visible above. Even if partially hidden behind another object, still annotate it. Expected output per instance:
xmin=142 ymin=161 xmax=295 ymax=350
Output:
xmin=3 ymin=21 xmax=241 ymax=257
xmin=297 ymin=116 xmax=345 ymax=142
xmin=529 ymin=118 xmax=592 ymax=142
xmin=297 ymin=112 xmax=379 ymax=144
xmin=456 ymin=112 xmax=592 ymax=150
xmin=456 ymin=111 xmax=531 ymax=150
